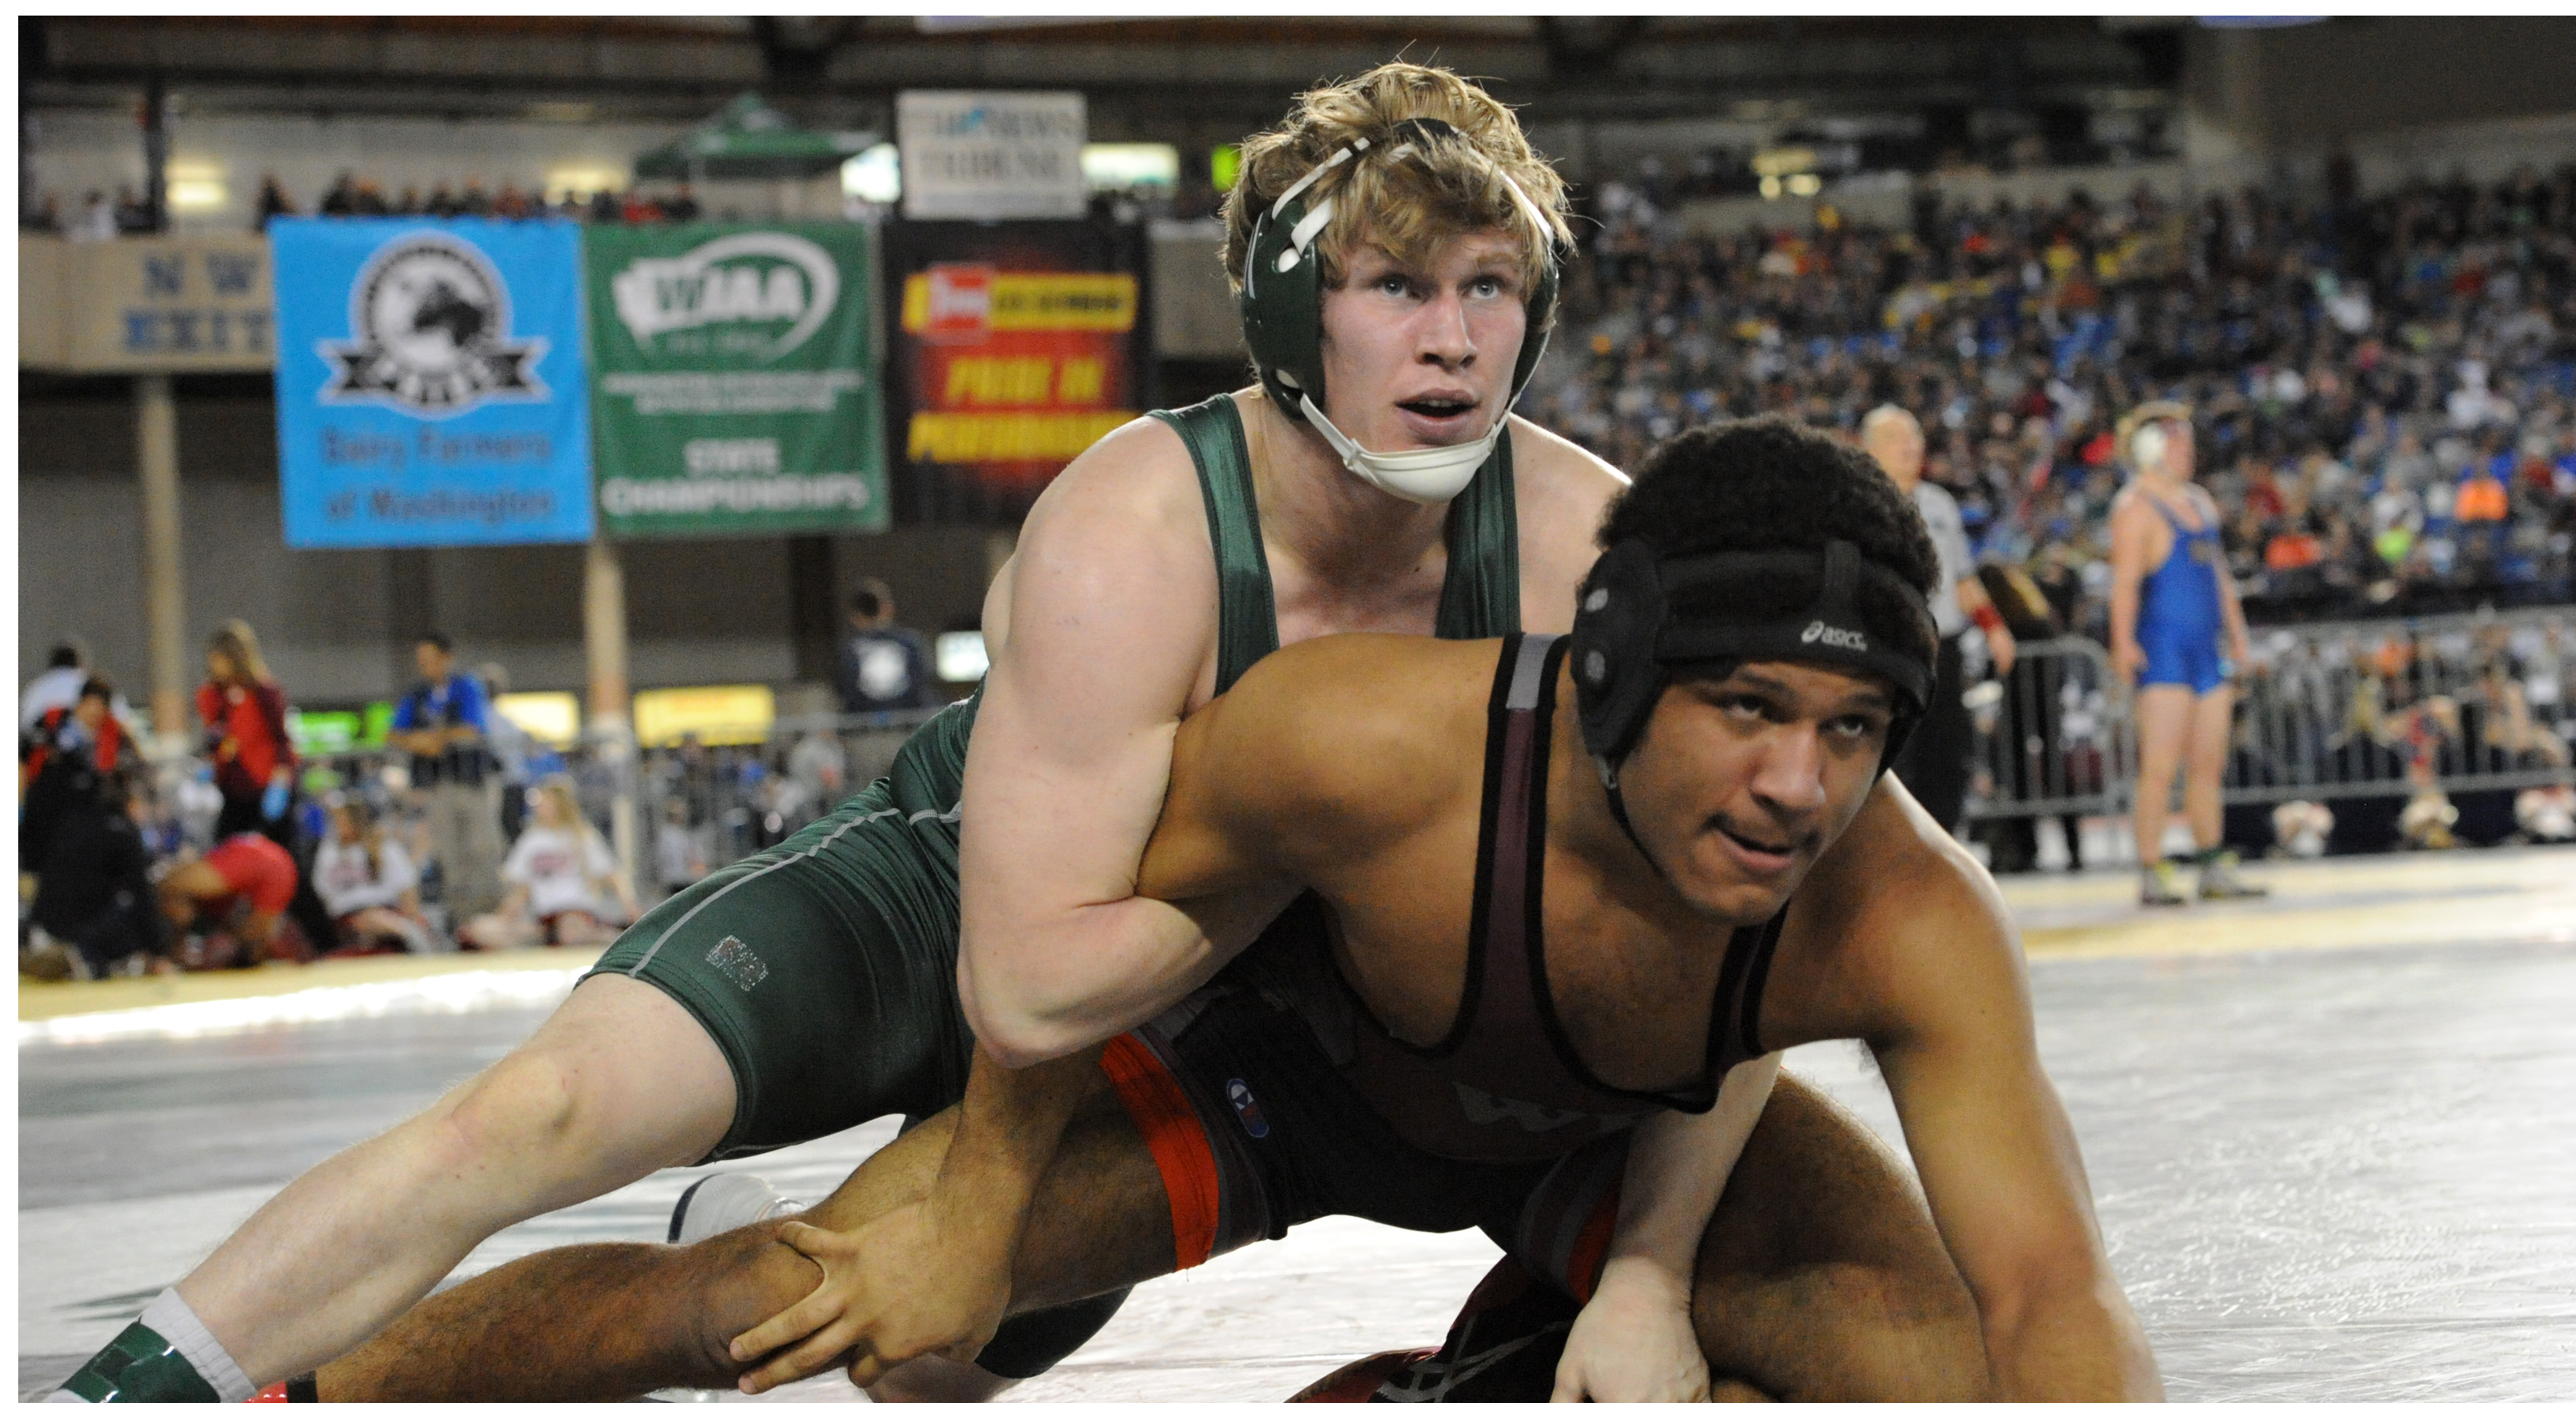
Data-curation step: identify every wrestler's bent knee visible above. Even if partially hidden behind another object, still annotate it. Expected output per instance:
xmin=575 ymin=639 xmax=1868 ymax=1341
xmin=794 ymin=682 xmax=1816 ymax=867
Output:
xmin=431 ymin=1051 xmax=592 ymax=1180
xmin=1760 ymin=1259 xmax=1985 ymax=1403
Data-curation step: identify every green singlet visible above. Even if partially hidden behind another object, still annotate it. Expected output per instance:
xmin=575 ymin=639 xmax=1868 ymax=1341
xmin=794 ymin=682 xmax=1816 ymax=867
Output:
xmin=585 ymin=392 xmax=1520 ymax=1375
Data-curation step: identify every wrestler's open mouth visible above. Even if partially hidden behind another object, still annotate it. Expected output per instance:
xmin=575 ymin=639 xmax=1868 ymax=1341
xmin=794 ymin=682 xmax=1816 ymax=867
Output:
xmin=1397 ymin=396 xmax=1476 ymax=420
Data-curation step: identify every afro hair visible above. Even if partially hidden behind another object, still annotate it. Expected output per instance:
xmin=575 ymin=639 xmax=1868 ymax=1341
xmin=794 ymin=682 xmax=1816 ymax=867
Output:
xmin=1596 ymin=415 xmax=1941 ymax=675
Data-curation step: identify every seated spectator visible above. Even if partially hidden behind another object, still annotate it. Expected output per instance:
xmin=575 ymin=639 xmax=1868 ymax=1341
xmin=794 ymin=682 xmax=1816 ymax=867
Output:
xmin=21 ymin=637 xmax=91 ymax=735
xmin=159 ymin=830 xmax=309 ymax=969
xmin=254 ymin=173 xmax=296 ymax=228
xmin=464 ymin=777 xmax=639 ymax=949
xmin=312 ymin=796 xmax=433 ymax=954
xmin=652 ymin=795 xmax=710 ymax=899
xmin=112 ymin=184 xmax=153 ymax=234
xmin=68 ymin=190 xmax=116 ymax=242
xmin=21 ymin=772 xmax=169 ymax=981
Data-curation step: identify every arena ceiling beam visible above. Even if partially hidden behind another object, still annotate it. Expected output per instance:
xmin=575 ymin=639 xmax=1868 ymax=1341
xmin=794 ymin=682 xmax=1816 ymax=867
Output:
xmin=24 ymin=16 xmax=2164 ymax=135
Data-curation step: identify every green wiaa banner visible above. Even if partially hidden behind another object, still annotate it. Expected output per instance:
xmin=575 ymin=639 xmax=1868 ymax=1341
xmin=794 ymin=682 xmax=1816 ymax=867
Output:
xmin=585 ymin=222 xmax=887 ymax=538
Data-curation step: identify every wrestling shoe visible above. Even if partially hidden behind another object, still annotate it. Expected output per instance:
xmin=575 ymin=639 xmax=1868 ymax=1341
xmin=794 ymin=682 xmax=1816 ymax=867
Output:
xmin=1282 ymin=1258 xmax=1571 ymax=1402
xmin=667 ymin=1171 xmax=808 ymax=1245
xmin=2196 ymin=848 xmax=2269 ymax=900
xmin=2140 ymin=860 xmax=2191 ymax=907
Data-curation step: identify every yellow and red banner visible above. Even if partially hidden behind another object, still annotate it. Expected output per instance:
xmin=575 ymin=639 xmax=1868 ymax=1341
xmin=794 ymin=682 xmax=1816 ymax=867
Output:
xmin=889 ymin=224 xmax=1150 ymax=522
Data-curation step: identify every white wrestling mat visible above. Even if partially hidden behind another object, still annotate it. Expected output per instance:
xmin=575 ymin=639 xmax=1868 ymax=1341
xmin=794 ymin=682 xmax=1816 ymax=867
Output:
xmin=19 ymin=846 xmax=2576 ymax=1402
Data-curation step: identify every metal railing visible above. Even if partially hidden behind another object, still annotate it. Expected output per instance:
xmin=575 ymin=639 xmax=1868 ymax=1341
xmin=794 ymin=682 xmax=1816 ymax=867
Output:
xmin=270 ymin=709 xmax=941 ymax=904
xmin=155 ymin=605 xmax=2576 ymax=898
xmin=628 ymin=709 xmax=941 ymax=896
xmin=1963 ymin=637 xmax=2131 ymax=822
xmin=1963 ymin=606 xmax=2576 ymax=824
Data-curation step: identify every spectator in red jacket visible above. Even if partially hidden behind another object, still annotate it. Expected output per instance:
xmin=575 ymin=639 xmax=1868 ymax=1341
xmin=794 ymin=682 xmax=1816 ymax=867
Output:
xmin=21 ymin=674 xmax=138 ymax=873
xmin=196 ymin=620 xmax=297 ymax=846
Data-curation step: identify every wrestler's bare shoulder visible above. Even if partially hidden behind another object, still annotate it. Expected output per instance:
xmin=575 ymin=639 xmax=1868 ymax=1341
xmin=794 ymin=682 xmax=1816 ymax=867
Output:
xmin=1508 ymin=416 xmax=1628 ymax=628
xmin=1018 ymin=410 xmax=1207 ymax=551
xmin=1774 ymin=777 xmax=2025 ymax=1045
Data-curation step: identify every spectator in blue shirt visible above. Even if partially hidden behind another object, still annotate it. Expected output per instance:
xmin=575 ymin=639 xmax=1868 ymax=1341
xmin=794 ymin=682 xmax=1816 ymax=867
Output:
xmin=390 ymin=631 xmax=504 ymax=924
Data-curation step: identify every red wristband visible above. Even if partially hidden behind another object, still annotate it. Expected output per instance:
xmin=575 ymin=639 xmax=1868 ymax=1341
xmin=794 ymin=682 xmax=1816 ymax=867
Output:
xmin=1972 ymin=603 xmax=2004 ymax=633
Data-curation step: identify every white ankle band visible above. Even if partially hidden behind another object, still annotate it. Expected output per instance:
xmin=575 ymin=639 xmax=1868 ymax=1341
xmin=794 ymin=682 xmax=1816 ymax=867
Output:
xmin=140 ymin=1288 xmax=257 ymax=1403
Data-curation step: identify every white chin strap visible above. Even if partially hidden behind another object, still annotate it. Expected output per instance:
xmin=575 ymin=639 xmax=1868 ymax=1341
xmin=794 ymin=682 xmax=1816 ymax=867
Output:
xmin=1289 ymin=390 xmax=1513 ymax=506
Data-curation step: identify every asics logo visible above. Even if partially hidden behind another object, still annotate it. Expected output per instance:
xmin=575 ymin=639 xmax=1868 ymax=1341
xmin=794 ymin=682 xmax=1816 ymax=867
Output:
xmin=1800 ymin=620 xmax=1869 ymax=651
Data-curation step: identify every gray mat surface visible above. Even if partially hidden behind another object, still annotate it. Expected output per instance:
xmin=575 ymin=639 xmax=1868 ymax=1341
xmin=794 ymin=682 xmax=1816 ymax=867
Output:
xmin=21 ymin=932 xmax=2576 ymax=1400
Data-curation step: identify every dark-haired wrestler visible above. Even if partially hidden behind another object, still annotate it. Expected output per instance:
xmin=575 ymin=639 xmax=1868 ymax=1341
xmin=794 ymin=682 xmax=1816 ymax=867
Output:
xmin=314 ymin=420 xmax=2158 ymax=1403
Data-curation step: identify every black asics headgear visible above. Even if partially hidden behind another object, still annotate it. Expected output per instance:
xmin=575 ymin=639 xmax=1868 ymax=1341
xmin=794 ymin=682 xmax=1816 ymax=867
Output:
xmin=1569 ymin=537 xmax=1938 ymax=782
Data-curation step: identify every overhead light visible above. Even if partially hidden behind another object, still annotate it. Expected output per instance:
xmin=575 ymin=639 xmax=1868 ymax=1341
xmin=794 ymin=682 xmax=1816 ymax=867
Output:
xmin=1211 ymin=144 xmax=1241 ymax=192
xmin=1751 ymin=147 xmax=1817 ymax=179
xmin=843 ymin=142 xmax=901 ymax=204
xmin=545 ymin=166 xmax=625 ymax=203
xmin=1786 ymin=173 xmax=1823 ymax=198
xmin=1081 ymin=143 xmax=1179 ymax=192
xmin=936 ymin=631 xmax=989 ymax=683
xmin=168 ymin=180 xmax=229 ymax=211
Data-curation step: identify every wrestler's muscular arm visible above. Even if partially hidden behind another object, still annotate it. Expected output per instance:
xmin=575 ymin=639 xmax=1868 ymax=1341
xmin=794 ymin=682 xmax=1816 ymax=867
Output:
xmin=2106 ymin=490 xmax=2158 ymax=683
xmin=1556 ymin=1054 xmax=1783 ymax=1403
xmin=838 ymin=417 xmax=1303 ymax=1378
xmin=1830 ymin=801 xmax=2163 ymax=1402
xmin=729 ymin=639 xmax=1443 ymax=1391
xmin=2196 ymin=484 xmax=2256 ymax=668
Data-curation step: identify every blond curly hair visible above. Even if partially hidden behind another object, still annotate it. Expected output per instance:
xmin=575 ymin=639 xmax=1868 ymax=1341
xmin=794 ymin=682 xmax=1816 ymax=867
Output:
xmin=1221 ymin=62 xmax=1572 ymax=310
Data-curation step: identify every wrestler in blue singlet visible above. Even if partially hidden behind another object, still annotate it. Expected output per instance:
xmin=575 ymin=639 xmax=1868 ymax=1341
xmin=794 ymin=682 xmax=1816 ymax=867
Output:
xmin=2135 ymin=493 xmax=2230 ymax=694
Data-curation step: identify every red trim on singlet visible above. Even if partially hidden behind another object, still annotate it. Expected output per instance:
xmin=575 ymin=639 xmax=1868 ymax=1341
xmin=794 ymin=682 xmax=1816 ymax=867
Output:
xmin=1100 ymin=1032 xmax=1221 ymax=1270
xmin=1562 ymin=1182 xmax=1624 ymax=1305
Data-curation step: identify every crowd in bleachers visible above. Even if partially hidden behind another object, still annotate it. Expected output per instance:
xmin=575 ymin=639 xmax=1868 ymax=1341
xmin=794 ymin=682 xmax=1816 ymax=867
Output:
xmin=20 ymin=173 xmax=712 ymax=238
xmin=1530 ymin=163 xmax=2576 ymax=632
xmin=295 ymin=172 xmax=707 ymax=226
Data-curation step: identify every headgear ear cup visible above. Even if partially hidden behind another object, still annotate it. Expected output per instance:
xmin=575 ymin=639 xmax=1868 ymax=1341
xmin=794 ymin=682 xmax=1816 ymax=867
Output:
xmin=2131 ymin=422 xmax=2167 ymax=474
xmin=1569 ymin=539 xmax=1672 ymax=766
xmin=1237 ymin=131 xmax=1565 ymax=422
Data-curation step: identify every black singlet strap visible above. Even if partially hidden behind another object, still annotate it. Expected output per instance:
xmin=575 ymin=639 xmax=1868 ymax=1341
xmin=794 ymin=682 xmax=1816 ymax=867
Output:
xmin=1150 ymin=396 xmax=1280 ymax=695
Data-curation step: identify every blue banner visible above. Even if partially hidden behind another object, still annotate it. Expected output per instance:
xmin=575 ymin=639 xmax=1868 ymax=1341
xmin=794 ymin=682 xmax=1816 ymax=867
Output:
xmin=270 ymin=218 xmax=595 ymax=548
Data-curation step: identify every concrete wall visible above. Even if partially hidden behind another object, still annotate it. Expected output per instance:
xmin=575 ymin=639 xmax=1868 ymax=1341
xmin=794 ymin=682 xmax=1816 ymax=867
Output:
xmin=2186 ymin=18 xmax=2576 ymax=157
xmin=17 ymin=380 xmax=1005 ymax=711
